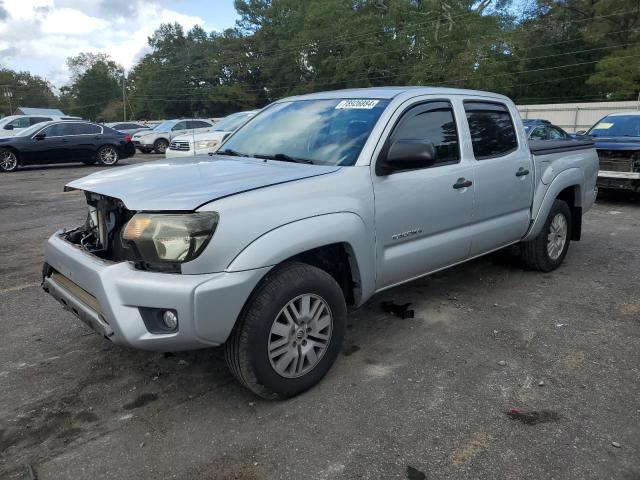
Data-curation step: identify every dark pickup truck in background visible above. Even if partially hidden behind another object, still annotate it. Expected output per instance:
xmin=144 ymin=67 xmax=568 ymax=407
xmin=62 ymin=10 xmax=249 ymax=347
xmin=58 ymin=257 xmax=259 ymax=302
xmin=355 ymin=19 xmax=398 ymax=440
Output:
xmin=577 ymin=112 xmax=640 ymax=193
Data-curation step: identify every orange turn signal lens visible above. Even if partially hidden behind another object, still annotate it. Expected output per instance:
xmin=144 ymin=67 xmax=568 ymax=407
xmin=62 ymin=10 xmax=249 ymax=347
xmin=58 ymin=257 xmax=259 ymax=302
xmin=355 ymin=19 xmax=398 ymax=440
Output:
xmin=123 ymin=215 xmax=152 ymax=240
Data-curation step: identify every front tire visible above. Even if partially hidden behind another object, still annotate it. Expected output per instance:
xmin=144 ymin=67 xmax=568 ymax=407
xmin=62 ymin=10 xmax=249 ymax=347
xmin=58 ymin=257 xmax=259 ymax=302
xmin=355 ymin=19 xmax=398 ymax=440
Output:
xmin=225 ymin=262 xmax=347 ymax=399
xmin=0 ymin=148 xmax=19 ymax=172
xmin=97 ymin=145 xmax=119 ymax=166
xmin=153 ymin=139 xmax=169 ymax=154
xmin=521 ymin=199 xmax=572 ymax=272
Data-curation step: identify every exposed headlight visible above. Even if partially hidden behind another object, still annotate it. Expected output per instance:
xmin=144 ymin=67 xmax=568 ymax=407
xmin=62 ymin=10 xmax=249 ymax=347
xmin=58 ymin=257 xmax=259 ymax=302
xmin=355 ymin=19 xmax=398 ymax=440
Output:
xmin=195 ymin=140 xmax=219 ymax=150
xmin=122 ymin=212 xmax=219 ymax=267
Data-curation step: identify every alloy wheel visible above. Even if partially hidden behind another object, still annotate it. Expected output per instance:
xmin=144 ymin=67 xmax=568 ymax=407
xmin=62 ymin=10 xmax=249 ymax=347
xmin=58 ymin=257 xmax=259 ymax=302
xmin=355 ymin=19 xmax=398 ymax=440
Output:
xmin=268 ymin=293 xmax=333 ymax=378
xmin=547 ymin=212 xmax=568 ymax=260
xmin=0 ymin=150 xmax=18 ymax=171
xmin=99 ymin=146 xmax=118 ymax=165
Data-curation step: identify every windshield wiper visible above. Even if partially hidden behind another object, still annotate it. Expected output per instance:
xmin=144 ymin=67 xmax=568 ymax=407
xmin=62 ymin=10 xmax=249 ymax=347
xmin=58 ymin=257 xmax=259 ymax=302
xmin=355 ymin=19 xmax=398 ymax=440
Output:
xmin=214 ymin=148 xmax=248 ymax=157
xmin=252 ymin=153 xmax=314 ymax=164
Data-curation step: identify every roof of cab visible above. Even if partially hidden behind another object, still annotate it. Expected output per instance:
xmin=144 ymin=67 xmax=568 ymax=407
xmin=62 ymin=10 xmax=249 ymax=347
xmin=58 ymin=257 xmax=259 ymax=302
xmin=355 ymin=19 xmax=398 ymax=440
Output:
xmin=277 ymin=86 xmax=510 ymax=102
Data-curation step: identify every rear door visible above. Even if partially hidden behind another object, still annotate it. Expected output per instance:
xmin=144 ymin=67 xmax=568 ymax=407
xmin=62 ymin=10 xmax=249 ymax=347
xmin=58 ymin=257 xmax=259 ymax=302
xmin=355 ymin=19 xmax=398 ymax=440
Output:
xmin=372 ymin=98 xmax=475 ymax=289
xmin=463 ymin=100 xmax=534 ymax=256
xmin=70 ymin=123 xmax=103 ymax=160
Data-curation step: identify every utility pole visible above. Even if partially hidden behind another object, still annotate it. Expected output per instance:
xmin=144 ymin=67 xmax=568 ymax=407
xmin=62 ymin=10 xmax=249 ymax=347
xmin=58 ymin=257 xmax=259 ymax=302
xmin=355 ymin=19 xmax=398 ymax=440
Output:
xmin=122 ymin=69 xmax=126 ymax=121
xmin=3 ymin=87 xmax=13 ymax=115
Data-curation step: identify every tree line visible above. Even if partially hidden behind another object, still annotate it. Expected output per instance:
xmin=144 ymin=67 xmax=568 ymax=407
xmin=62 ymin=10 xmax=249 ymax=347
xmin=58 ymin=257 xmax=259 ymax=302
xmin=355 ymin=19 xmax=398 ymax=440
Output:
xmin=1 ymin=0 xmax=638 ymax=121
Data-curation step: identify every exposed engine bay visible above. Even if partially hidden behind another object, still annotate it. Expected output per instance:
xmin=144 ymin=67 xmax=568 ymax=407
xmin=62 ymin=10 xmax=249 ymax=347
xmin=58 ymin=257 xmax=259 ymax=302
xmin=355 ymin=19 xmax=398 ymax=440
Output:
xmin=63 ymin=191 xmax=134 ymax=262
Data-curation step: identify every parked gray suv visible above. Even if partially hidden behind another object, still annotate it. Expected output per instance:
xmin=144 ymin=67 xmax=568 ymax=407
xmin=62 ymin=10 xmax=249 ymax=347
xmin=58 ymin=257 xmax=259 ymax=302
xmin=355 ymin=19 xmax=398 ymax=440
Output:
xmin=43 ymin=87 xmax=598 ymax=399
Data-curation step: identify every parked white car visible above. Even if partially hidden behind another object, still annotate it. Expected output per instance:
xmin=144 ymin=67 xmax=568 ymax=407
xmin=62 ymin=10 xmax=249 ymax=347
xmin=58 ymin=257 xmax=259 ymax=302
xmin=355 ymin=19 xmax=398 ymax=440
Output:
xmin=0 ymin=114 xmax=81 ymax=137
xmin=131 ymin=119 xmax=215 ymax=154
xmin=166 ymin=111 xmax=258 ymax=158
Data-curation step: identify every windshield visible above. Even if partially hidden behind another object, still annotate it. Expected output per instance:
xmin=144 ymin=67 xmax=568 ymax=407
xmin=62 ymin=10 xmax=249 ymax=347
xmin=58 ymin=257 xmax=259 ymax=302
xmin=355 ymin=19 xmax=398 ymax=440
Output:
xmin=214 ymin=113 xmax=254 ymax=132
xmin=220 ymin=99 xmax=389 ymax=166
xmin=152 ymin=120 xmax=175 ymax=133
xmin=588 ymin=115 xmax=640 ymax=137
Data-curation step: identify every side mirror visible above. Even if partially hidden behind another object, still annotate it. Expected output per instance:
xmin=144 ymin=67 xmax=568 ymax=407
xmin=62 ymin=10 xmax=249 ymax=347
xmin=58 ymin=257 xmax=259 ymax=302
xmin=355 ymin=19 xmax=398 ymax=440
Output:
xmin=4 ymin=124 xmax=14 ymax=130
xmin=34 ymin=132 xmax=46 ymax=140
xmin=575 ymin=130 xmax=586 ymax=135
xmin=377 ymin=139 xmax=436 ymax=175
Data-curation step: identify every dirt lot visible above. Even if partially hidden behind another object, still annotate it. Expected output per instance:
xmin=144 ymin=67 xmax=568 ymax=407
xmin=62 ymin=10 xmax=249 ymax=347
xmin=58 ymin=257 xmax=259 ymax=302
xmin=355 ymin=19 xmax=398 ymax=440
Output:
xmin=1 ymin=156 xmax=639 ymax=479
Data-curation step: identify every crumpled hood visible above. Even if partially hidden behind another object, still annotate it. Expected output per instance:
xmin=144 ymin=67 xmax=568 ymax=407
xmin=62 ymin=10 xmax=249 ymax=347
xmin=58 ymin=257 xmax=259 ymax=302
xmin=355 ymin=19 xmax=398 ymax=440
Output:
xmin=65 ymin=156 xmax=341 ymax=211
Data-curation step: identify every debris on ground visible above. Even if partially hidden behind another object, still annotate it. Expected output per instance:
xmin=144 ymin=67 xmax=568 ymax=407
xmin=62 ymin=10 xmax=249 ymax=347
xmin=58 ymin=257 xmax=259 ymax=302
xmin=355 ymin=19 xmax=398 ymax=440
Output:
xmin=380 ymin=301 xmax=415 ymax=319
xmin=506 ymin=408 xmax=560 ymax=425
xmin=611 ymin=441 xmax=621 ymax=448
xmin=556 ymin=323 xmax=567 ymax=328
xmin=26 ymin=464 xmax=37 ymax=480
xmin=538 ymin=380 xmax=545 ymax=386
xmin=497 ymin=360 xmax=507 ymax=366
xmin=406 ymin=465 xmax=426 ymax=480
xmin=177 ymin=359 xmax=189 ymax=366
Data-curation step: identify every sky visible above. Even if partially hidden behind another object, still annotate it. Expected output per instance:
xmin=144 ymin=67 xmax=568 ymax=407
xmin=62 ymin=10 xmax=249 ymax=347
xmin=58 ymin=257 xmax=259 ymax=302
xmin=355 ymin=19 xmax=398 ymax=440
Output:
xmin=0 ymin=0 xmax=240 ymax=88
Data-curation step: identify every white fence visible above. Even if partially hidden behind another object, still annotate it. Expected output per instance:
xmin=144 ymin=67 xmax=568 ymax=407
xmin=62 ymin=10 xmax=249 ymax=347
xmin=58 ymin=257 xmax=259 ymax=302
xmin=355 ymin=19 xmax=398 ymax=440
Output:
xmin=516 ymin=100 xmax=640 ymax=133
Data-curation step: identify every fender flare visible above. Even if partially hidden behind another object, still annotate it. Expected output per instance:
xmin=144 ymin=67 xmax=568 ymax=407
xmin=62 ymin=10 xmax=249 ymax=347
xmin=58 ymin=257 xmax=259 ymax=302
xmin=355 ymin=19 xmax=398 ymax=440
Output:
xmin=226 ymin=212 xmax=376 ymax=305
xmin=523 ymin=168 xmax=583 ymax=241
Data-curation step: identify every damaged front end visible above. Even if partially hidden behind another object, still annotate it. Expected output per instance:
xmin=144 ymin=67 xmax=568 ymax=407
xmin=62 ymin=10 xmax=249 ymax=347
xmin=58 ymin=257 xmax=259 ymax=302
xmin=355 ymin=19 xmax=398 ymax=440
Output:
xmin=596 ymin=148 xmax=640 ymax=192
xmin=63 ymin=190 xmax=135 ymax=262
xmin=60 ymin=189 xmax=219 ymax=273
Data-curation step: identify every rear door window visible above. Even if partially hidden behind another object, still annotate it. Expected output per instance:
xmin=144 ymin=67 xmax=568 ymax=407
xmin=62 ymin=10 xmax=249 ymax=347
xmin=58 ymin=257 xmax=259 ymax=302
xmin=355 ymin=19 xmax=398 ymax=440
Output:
xmin=73 ymin=123 xmax=102 ymax=135
xmin=30 ymin=117 xmax=52 ymax=125
xmin=464 ymin=101 xmax=518 ymax=159
xmin=172 ymin=121 xmax=188 ymax=131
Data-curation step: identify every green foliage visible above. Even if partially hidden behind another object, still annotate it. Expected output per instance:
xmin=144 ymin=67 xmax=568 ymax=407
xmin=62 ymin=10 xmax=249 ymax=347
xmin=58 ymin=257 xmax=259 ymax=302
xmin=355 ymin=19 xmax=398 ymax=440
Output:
xmin=0 ymin=69 xmax=59 ymax=117
xmin=61 ymin=53 xmax=123 ymax=121
xmin=4 ymin=0 xmax=639 ymax=121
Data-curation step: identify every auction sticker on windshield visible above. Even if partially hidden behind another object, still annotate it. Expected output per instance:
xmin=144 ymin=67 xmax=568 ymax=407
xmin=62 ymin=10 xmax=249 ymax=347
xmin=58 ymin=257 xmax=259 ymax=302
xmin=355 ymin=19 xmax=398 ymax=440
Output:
xmin=335 ymin=99 xmax=380 ymax=109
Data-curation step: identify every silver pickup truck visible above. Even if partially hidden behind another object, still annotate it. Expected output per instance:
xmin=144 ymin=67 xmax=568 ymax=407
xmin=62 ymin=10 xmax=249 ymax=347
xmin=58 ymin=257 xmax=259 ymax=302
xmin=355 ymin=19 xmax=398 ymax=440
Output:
xmin=43 ymin=87 xmax=598 ymax=399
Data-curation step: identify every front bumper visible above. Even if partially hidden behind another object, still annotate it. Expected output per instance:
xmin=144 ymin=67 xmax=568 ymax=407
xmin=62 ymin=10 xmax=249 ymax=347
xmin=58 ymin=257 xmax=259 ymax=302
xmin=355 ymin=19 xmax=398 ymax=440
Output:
xmin=597 ymin=170 xmax=640 ymax=180
xmin=43 ymin=232 xmax=269 ymax=351
xmin=166 ymin=148 xmax=194 ymax=158
xmin=165 ymin=147 xmax=214 ymax=158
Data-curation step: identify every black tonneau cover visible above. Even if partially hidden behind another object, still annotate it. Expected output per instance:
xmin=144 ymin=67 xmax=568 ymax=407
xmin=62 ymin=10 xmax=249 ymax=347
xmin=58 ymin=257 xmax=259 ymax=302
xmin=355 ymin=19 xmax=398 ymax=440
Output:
xmin=529 ymin=139 xmax=594 ymax=155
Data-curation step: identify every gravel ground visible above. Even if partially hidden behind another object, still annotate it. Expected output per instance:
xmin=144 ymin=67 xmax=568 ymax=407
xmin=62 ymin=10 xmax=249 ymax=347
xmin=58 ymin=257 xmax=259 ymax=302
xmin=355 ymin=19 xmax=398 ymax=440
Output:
xmin=1 ymin=156 xmax=639 ymax=479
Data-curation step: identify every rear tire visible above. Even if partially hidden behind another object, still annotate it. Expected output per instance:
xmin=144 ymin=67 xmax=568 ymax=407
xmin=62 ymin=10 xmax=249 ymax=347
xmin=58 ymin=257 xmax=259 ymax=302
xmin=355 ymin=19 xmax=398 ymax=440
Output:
xmin=97 ymin=145 xmax=119 ymax=166
xmin=224 ymin=262 xmax=347 ymax=399
xmin=521 ymin=199 xmax=572 ymax=272
xmin=153 ymin=139 xmax=169 ymax=154
xmin=0 ymin=148 xmax=19 ymax=172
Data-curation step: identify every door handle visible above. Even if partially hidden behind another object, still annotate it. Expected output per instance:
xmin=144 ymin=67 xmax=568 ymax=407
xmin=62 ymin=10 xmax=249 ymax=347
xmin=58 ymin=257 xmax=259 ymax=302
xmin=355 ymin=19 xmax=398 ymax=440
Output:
xmin=515 ymin=168 xmax=530 ymax=177
xmin=453 ymin=178 xmax=472 ymax=189
xmin=62 ymin=139 xmax=69 ymax=143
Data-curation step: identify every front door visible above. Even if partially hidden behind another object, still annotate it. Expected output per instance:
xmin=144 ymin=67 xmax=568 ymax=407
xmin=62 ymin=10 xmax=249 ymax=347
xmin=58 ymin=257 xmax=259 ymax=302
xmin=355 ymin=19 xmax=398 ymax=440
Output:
xmin=372 ymin=100 xmax=475 ymax=290
xmin=170 ymin=121 xmax=189 ymax=140
xmin=463 ymin=100 xmax=534 ymax=256
xmin=23 ymin=123 xmax=69 ymax=164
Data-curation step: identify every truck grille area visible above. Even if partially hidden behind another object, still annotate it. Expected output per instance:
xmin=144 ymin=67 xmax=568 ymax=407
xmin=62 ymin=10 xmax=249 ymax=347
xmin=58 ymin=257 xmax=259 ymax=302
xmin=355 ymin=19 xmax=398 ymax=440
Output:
xmin=596 ymin=149 xmax=640 ymax=172
xmin=62 ymin=192 xmax=135 ymax=262
xmin=169 ymin=140 xmax=191 ymax=151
